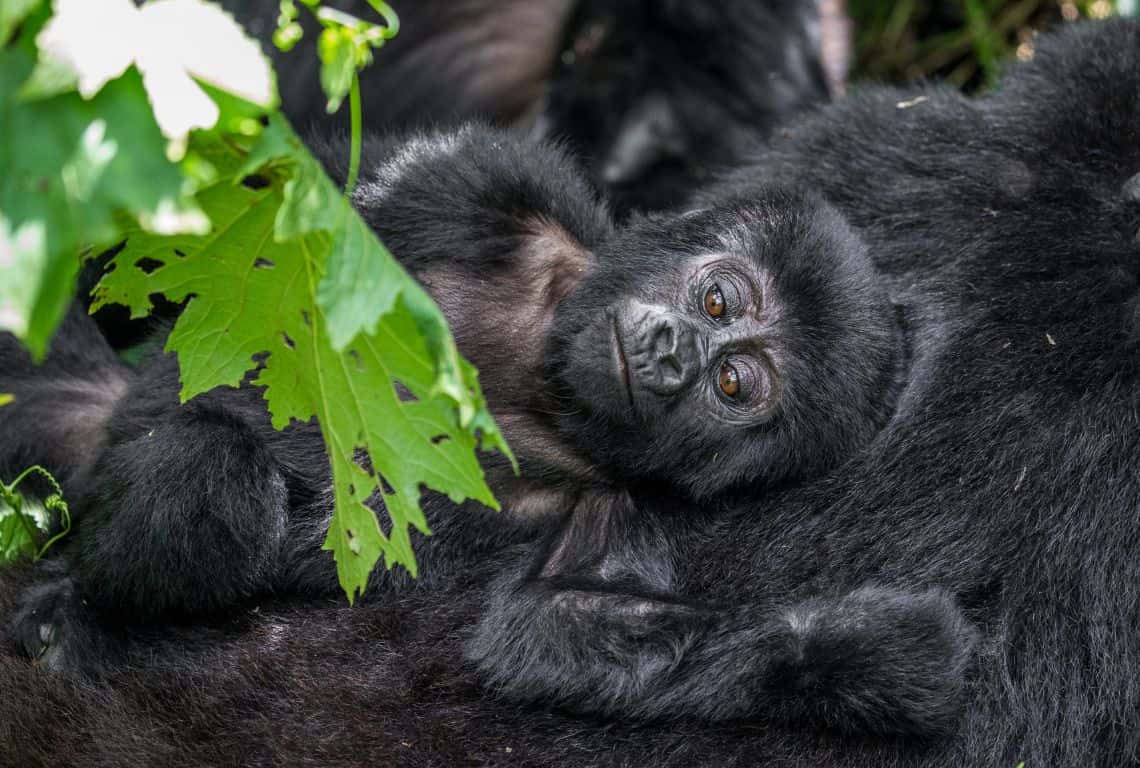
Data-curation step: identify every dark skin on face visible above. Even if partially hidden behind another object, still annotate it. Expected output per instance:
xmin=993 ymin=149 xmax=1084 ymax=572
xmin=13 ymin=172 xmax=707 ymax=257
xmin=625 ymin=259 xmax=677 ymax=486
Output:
xmin=465 ymin=247 xmax=793 ymax=504
xmin=547 ymin=193 xmax=900 ymax=501
xmin=609 ymin=255 xmax=785 ymax=424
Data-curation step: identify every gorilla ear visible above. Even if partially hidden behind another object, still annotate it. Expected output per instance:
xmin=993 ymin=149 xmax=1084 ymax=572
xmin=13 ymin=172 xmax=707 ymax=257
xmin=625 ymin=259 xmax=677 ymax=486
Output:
xmin=519 ymin=217 xmax=595 ymax=304
xmin=601 ymin=94 xmax=688 ymax=185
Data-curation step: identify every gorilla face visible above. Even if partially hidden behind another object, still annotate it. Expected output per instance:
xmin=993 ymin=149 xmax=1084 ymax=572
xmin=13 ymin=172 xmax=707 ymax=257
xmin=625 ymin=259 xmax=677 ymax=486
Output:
xmin=550 ymin=190 xmax=902 ymax=498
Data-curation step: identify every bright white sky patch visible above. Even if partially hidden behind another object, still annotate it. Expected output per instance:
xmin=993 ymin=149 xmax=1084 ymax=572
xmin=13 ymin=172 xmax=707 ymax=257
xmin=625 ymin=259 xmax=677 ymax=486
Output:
xmin=38 ymin=0 xmax=277 ymax=141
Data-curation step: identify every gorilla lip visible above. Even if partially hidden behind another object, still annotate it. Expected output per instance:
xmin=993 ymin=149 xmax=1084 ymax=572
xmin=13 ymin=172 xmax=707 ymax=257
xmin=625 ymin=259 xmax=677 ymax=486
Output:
xmin=610 ymin=314 xmax=634 ymax=406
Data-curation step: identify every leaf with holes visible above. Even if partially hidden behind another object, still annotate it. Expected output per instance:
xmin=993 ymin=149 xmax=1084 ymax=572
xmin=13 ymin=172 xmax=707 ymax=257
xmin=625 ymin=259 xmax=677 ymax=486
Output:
xmin=93 ymin=132 xmax=511 ymax=601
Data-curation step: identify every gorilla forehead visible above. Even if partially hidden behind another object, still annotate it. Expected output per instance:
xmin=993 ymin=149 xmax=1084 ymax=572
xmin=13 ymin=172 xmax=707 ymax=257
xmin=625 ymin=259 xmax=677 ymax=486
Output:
xmin=576 ymin=190 xmax=873 ymax=293
xmin=559 ymin=189 xmax=892 ymax=368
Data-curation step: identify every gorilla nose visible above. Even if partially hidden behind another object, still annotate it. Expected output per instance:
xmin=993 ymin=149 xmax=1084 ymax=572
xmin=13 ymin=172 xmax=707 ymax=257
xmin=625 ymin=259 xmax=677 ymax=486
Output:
xmin=639 ymin=312 xmax=698 ymax=396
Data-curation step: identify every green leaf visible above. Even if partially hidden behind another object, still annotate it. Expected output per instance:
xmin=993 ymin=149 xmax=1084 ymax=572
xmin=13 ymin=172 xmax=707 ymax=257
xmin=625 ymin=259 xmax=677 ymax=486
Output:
xmin=277 ymin=142 xmax=344 ymax=240
xmin=0 ymin=0 xmax=41 ymax=45
xmin=0 ymin=502 xmax=40 ymax=564
xmin=94 ymin=133 xmax=511 ymax=601
xmin=318 ymin=209 xmax=404 ymax=350
xmin=0 ymin=51 xmax=204 ymax=358
xmin=317 ymin=26 xmax=356 ymax=113
xmin=238 ymin=118 xmax=341 ymax=239
xmin=242 ymin=117 xmax=400 ymax=349
xmin=0 ymin=395 xmax=12 ymax=407
xmin=0 ymin=465 xmax=69 ymax=565
xmin=36 ymin=0 xmax=277 ymax=141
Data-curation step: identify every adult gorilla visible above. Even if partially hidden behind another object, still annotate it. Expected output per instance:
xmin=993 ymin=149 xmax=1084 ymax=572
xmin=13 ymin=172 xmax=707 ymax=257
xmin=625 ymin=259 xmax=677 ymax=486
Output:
xmin=225 ymin=0 xmax=837 ymax=213
xmin=3 ymin=18 xmax=1140 ymax=768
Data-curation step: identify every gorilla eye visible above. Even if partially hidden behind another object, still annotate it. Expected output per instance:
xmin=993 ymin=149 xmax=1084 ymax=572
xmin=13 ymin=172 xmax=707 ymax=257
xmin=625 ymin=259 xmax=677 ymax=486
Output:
xmin=718 ymin=362 xmax=740 ymax=397
xmin=704 ymin=284 xmax=726 ymax=319
xmin=715 ymin=356 xmax=773 ymax=411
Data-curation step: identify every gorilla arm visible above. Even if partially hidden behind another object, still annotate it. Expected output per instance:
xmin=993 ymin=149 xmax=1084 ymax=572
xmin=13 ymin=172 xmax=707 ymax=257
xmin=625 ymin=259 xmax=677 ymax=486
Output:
xmin=467 ymin=491 xmax=978 ymax=737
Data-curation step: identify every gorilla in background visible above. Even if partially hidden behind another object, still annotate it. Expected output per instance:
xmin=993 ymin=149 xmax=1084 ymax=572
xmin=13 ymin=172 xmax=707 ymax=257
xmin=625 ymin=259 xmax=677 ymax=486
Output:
xmin=2 ymin=17 xmax=1140 ymax=768
xmin=223 ymin=0 xmax=838 ymax=213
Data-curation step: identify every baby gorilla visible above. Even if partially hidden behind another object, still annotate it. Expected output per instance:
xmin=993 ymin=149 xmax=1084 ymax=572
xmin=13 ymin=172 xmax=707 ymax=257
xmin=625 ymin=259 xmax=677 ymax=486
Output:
xmin=4 ymin=125 xmax=972 ymax=736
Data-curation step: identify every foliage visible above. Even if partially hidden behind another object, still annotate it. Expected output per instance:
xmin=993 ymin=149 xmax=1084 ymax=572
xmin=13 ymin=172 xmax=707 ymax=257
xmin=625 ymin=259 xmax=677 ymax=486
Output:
xmin=0 ymin=0 xmax=510 ymax=601
xmin=849 ymin=0 xmax=1124 ymax=89
xmin=0 ymin=465 xmax=71 ymax=564
xmin=93 ymin=119 xmax=510 ymax=596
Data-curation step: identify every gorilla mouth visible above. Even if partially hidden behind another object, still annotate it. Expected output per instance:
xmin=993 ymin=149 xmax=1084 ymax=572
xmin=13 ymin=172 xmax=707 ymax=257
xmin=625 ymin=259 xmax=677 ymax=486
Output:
xmin=610 ymin=314 xmax=633 ymax=407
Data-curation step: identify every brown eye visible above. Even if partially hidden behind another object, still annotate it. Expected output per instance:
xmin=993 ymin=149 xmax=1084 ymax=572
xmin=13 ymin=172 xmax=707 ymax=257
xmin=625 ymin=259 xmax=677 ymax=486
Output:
xmin=704 ymin=284 xmax=725 ymax=318
xmin=718 ymin=362 xmax=739 ymax=398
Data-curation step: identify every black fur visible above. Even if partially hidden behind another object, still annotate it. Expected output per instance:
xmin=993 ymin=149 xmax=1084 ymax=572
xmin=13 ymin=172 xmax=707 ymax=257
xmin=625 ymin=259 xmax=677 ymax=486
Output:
xmin=549 ymin=192 xmax=900 ymax=496
xmin=222 ymin=0 xmax=833 ymax=213
xmin=4 ymin=126 xmax=614 ymax=652
xmin=89 ymin=0 xmax=836 ymax=348
xmin=1 ymin=118 xmax=959 ymax=733
xmin=542 ymin=0 xmax=831 ymax=212
xmin=4 ymin=18 xmax=1140 ymax=767
xmin=467 ymin=494 xmax=975 ymax=735
xmin=0 ymin=302 xmax=128 ymax=492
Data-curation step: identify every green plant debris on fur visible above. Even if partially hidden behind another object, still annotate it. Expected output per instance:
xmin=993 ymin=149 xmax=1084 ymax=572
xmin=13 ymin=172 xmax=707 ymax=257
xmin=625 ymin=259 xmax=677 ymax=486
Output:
xmin=0 ymin=465 xmax=72 ymax=564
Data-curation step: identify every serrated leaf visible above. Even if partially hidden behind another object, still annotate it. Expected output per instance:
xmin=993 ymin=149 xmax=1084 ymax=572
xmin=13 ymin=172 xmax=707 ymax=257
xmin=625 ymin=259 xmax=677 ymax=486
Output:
xmin=0 ymin=49 xmax=204 ymax=357
xmin=238 ymin=119 xmax=512 ymax=461
xmin=95 ymin=135 xmax=510 ymax=601
xmin=278 ymin=147 xmax=344 ymax=240
xmin=240 ymin=117 xmax=403 ymax=349
xmin=238 ymin=118 xmax=341 ymax=241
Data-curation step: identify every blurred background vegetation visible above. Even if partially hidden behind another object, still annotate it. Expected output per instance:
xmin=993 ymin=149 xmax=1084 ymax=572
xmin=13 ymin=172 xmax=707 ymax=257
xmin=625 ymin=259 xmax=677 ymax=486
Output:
xmin=849 ymin=0 xmax=1132 ymax=89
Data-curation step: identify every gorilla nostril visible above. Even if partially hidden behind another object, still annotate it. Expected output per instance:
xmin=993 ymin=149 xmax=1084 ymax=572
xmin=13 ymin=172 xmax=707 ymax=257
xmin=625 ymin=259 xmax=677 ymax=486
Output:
xmin=659 ymin=354 xmax=683 ymax=382
xmin=651 ymin=320 xmax=676 ymax=356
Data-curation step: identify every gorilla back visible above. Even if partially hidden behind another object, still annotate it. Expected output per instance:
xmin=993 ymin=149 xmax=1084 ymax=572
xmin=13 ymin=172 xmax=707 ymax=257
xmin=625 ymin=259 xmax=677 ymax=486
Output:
xmin=4 ymin=18 xmax=1140 ymax=768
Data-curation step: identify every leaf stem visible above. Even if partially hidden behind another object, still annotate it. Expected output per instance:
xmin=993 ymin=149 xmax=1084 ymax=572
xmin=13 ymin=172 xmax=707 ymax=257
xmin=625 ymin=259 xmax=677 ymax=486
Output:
xmin=36 ymin=505 xmax=72 ymax=560
xmin=365 ymin=0 xmax=400 ymax=40
xmin=345 ymin=72 xmax=362 ymax=196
